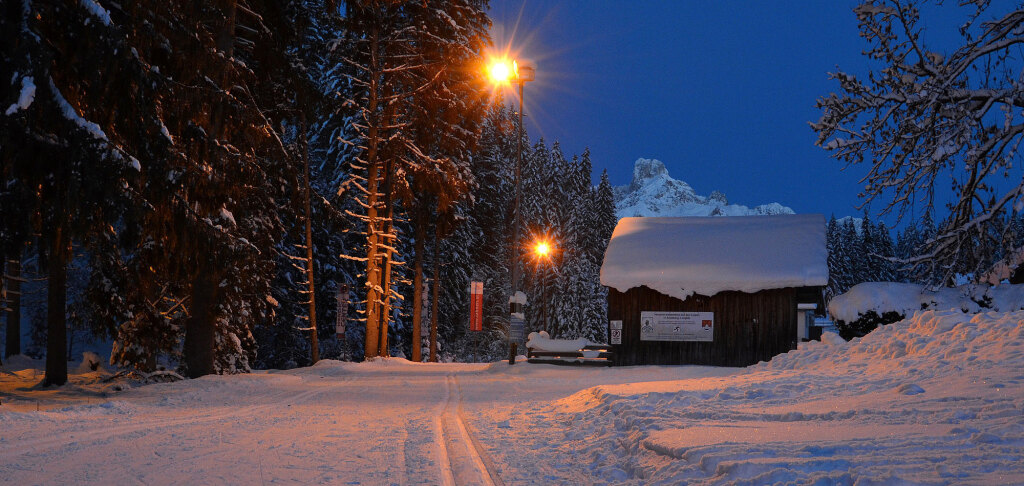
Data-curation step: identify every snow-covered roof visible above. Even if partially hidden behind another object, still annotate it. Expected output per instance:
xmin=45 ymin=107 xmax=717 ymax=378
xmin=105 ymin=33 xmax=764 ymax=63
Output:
xmin=600 ymin=214 xmax=828 ymax=300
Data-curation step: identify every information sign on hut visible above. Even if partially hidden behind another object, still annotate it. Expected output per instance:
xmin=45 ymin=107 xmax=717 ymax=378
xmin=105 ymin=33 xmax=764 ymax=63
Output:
xmin=600 ymin=215 xmax=828 ymax=366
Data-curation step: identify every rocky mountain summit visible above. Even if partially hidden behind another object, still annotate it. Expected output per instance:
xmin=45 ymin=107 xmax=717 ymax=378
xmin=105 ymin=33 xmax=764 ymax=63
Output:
xmin=614 ymin=158 xmax=794 ymax=218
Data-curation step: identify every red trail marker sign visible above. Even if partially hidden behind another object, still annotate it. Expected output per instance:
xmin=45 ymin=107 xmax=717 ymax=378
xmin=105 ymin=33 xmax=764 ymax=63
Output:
xmin=469 ymin=281 xmax=483 ymax=332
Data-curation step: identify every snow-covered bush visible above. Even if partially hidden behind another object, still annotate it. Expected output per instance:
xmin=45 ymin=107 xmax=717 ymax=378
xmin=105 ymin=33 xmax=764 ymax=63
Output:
xmin=829 ymin=282 xmax=1024 ymax=338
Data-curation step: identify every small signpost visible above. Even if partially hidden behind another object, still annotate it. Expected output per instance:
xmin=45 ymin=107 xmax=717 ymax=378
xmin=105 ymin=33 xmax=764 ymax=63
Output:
xmin=336 ymin=284 xmax=349 ymax=336
xmin=469 ymin=281 xmax=483 ymax=332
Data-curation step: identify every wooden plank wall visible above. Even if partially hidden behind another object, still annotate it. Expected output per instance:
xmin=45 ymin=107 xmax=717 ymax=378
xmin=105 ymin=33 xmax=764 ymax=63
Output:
xmin=607 ymin=286 xmax=804 ymax=367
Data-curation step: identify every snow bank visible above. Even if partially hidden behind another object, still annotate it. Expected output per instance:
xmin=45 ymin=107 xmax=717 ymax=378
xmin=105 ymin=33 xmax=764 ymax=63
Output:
xmin=828 ymin=281 xmax=1024 ymax=323
xmin=526 ymin=331 xmax=590 ymax=352
xmin=555 ymin=310 xmax=1024 ymax=484
xmin=601 ymin=214 xmax=827 ymax=301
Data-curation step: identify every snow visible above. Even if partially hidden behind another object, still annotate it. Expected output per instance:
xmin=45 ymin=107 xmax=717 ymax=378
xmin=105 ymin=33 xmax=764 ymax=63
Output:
xmin=2 ymin=309 xmax=1024 ymax=483
xmin=4 ymin=76 xmax=35 ymax=115
xmin=219 ymin=207 xmax=237 ymax=226
xmin=526 ymin=331 xmax=591 ymax=352
xmin=828 ymin=281 xmax=1024 ymax=323
xmin=49 ymin=77 xmax=107 ymax=140
xmin=79 ymin=0 xmax=112 ymax=26
xmin=601 ymin=214 xmax=828 ymax=301
xmin=614 ymin=158 xmax=795 ymax=218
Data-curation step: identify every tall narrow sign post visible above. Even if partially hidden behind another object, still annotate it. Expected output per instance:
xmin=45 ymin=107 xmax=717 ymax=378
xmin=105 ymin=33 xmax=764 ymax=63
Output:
xmin=469 ymin=281 xmax=483 ymax=362
xmin=469 ymin=281 xmax=483 ymax=332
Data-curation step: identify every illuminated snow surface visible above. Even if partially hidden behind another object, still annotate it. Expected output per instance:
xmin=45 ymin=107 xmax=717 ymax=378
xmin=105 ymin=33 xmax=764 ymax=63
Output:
xmin=2 ymin=310 xmax=1024 ymax=484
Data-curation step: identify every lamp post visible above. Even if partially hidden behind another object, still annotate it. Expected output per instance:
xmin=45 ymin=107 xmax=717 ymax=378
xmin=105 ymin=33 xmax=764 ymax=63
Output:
xmin=487 ymin=57 xmax=535 ymax=351
xmin=534 ymin=239 xmax=552 ymax=334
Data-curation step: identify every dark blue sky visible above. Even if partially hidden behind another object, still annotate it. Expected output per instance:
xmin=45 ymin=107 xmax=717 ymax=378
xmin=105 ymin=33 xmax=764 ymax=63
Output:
xmin=486 ymin=1 xmax=971 ymax=223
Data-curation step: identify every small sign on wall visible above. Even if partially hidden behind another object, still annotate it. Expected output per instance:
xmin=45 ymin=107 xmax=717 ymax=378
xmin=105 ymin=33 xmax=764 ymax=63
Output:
xmin=609 ymin=320 xmax=622 ymax=344
xmin=639 ymin=311 xmax=713 ymax=342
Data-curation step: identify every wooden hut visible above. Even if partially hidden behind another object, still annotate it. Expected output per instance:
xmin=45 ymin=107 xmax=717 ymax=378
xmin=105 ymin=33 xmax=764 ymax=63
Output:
xmin=600 ymin=214 xmax=827 ymax=367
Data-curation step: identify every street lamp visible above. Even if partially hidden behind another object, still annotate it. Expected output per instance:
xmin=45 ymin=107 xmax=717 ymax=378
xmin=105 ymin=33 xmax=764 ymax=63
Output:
xmin=533 ymin=238 xmax=554 ymax=334
xmin=486 ymin=55 xmax=535 ymax=355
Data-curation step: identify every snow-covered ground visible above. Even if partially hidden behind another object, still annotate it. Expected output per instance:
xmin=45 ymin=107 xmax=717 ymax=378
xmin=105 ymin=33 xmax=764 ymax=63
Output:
xmin=2 ymin=310 xmax=1023 ymax=484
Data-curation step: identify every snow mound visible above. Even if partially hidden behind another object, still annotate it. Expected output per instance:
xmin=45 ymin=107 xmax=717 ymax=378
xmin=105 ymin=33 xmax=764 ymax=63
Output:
xmin=75 ymin=352 xmax=107 ymax=374
xmin=526 ymin=331 xmax=591 ymax=352
xmin=760 ymin=309 xmax=1023 ymax=373
xmin=558 ymin=310 xmax=1024 ymax=483
xmin=828 ymin=281 xmax=1024 ymax=323
xmin=0 ymin=354 xmax=42 ymax=373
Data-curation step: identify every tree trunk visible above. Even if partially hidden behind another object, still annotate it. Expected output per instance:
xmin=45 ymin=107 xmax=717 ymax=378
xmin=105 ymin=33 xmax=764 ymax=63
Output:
xmin=44 ymin=224 xmax=68 ymax=386
xmin=301 ymin=115 xmax=319 ymax=364
xmin=430 ymin=224 xmax=441 ymax=363
xmin=181 ymin=0 xmax=233 ymax=379
xmin=5 ymin=258 xmax=22 ymax=358
xmin=376 ymin=152 xmax=396 ymax=358
xmin=362 ymin=25 xmax=383 ymax=360
xmin=183 ymin=269 xmax=219 ymax=378
xmin=411 ymin=214 xmax=425 ymax=362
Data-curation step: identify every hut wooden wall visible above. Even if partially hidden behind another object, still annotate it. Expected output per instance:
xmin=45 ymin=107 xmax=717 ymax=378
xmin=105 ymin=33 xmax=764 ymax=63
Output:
xmin=607 ymin=286 xmax=810 ymax=367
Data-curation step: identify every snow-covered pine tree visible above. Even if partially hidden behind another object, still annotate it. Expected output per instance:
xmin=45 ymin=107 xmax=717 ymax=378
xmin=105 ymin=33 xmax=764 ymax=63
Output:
xmin=1 ymin=0 xmax=146 ymax=384
xmin=594 ymin=168 xmax=618 ymax=261
xmin=333 ymin=0 xmax=489 ymax=360
xmin=466 ymin=105 xmax=516 ymax=346
xmin=857 ymin=214 xmax=876 ymax=284
xmin=825 ymin=215 xmax=842 ymax=301
xmin=838 ymin=218 xmax=861 ymax=294
xmin=872 ymin=222 xmax=898 ymax=283
xmin=95 ymin=1 xmax=289 ymax=377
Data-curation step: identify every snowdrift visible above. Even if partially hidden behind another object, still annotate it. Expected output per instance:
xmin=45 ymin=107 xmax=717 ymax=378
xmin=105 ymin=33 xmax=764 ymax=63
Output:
xmin=828 ymin=281 xmax=1024 ymax=324
xmin=554 ymin=310 xmax=1024 ymax=484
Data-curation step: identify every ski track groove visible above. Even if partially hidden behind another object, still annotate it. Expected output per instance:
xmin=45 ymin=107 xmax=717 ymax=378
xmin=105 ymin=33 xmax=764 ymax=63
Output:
xmin=436 ymin=372 xmax=500 ymax=486
xmin=0 ymin=372 xmax=353 ymax=459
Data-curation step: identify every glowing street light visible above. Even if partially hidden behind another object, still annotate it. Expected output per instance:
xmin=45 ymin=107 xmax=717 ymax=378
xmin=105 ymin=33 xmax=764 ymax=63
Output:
xmin=534 ymin=241 xmax=550 ymax=258
xmin=488 ymin=58 xmax=515 ymax=84
xmin=533 ymin=237 xmax=555 ymax=334
xmin=485 ymin=53 xmax=536 ymax=358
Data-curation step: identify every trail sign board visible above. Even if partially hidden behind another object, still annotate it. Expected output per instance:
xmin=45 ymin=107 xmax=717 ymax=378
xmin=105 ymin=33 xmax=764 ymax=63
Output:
xmin=469 ymin=281 xmax=483 ymax=332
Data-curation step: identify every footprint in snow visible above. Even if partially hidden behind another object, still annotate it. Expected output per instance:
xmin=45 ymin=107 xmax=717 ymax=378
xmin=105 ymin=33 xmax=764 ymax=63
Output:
xmin=896 ymin=383 xmax=925 ymax=395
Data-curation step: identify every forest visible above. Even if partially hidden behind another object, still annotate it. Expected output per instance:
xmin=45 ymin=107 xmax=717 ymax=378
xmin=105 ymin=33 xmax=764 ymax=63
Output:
xmin=0 ymin=1 xmax=615 ymax=384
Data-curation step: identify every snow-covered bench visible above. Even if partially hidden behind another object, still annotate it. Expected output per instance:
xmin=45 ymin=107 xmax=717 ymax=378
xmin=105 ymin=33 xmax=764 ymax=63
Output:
xmin=525 ymin=331 xmax=614 ymax=366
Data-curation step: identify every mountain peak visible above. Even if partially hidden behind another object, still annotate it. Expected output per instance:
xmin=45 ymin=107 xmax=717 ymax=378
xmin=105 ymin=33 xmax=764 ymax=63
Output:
xmin=630 ymin=158 xmax=669 ymax=188
xmin=614 ymin=157 xmax=794 ymax=218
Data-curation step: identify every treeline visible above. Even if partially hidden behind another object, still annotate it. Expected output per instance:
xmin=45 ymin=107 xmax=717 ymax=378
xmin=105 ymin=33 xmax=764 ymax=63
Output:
xmin=0 ymin=1 xmax=615 ymax=382
xmin=826 ymin=213 xmax=1024 ymax=300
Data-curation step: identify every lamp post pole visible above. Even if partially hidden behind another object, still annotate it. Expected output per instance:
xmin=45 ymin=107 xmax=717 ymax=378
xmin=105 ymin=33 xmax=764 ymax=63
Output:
xmin=511 ymin=63 xmax=534 ymax=303
xmin=485 ymin=57 xmax=534 ymax=361
xmin=512 ymin=79 xmax=524 ymax=300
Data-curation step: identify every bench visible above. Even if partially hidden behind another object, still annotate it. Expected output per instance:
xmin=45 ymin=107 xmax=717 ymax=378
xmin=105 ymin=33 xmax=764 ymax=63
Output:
xmin=526 ymin=344 xmax=614 ymax=366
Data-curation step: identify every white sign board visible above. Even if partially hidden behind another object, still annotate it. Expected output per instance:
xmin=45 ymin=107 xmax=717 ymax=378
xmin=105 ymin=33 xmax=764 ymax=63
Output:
xmin=609 ymin=320 xmax=623 ymax=344
xmin=639 ymin=311 xmax=713 ymax=342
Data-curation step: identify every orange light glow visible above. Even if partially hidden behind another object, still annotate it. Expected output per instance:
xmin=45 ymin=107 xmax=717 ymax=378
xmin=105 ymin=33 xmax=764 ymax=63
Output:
xmin=487 ymin=58 xmax=516 ymax=84
xmin=534 ymin=241 xmax=550 ymax=258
